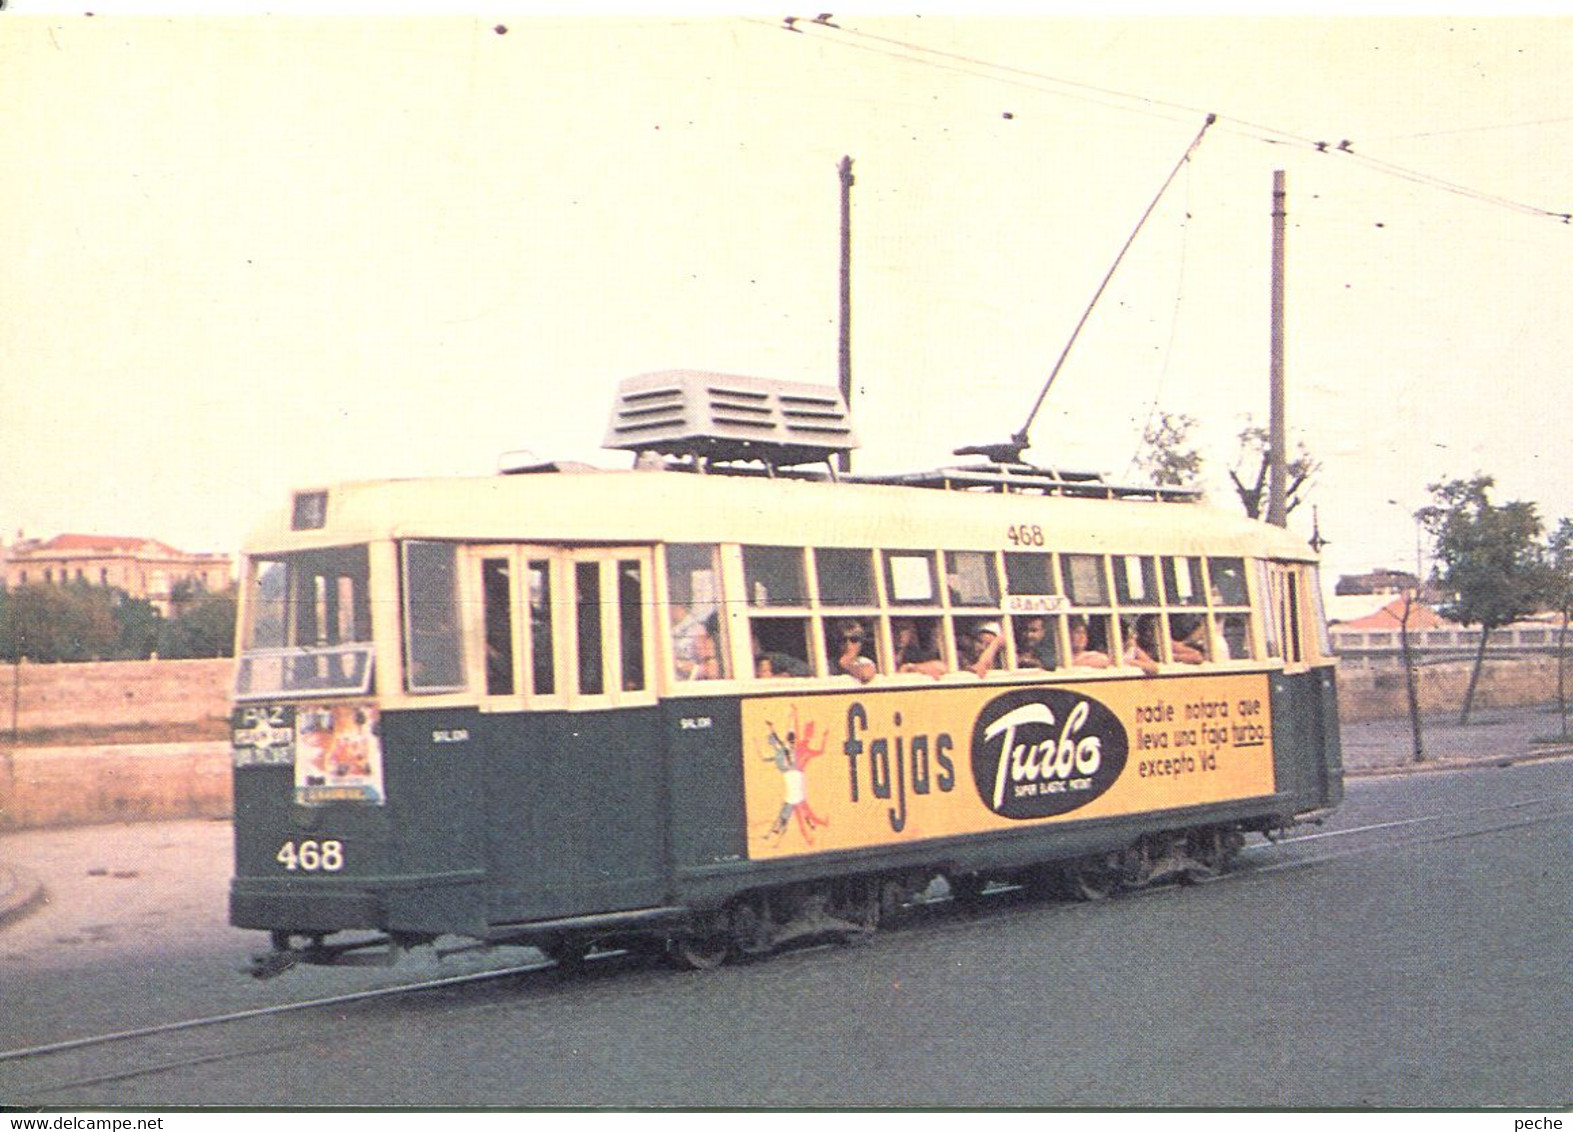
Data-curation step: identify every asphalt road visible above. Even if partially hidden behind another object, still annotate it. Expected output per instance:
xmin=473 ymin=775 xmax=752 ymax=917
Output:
xmin=2 ymin=757 xmax=1569 ymax=1109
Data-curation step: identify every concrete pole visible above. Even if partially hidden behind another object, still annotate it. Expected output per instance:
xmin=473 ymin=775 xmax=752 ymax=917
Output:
xmin=1268 ymin=170 xmax=1289 ymax=527
xmin=838 ymin=156 xmax=855 ymax=475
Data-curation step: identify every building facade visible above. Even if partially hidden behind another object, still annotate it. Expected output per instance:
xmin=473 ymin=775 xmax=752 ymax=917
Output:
xmin=0 ymin=533 xmax=232 ymax=614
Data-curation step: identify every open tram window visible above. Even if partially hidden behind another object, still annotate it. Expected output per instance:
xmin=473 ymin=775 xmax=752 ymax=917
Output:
xmin=890 ymin=616 xmax=946 ymax=677
xmin=826 ymin=616 xmax=879 ymax=682
xmin=954 ymin=616 xmax=1005 ymax=676
xmin=1209 ymin=557 xmax=1255 ymax=660
xmin=1113 ymin=556 xmax=1165 ymax=667
xmin=403 ymin=541 xmax=465 ymax=692
xmin=667 ymin=544 xmax=727 ymax=682
xmin=744 ymin=545 xmax=812 ymax=678
xmin=1068 ymin=613 xmax=1116 ymax=669
xmin=751 ymin=618 xmax=812 ymax=678
xmin=815 ymin=549 xmax=879 ymax=681
xmin=1004 ymin=552 xmax=1064 ymax=670
xmin=527 ymin=560 xmax=556 ymax=695
xmin=482 ymin=558 xmax=515 ymax=696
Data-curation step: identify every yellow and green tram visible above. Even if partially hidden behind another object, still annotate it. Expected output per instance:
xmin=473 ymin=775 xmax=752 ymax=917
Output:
xmin=230 ymin=372 xmax=1342 ymax=972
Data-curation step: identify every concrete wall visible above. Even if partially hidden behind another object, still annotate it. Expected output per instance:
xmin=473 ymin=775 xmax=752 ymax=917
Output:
xmin=1 ymin=657 xmax=232 ymax=737
xmin=1335 ymin=655 xmax=1564 ymax=721
xmin=1 ymin=742 xmax=230 ymax=830
xmin=0 ymin=655 xmax=1566 ymax=831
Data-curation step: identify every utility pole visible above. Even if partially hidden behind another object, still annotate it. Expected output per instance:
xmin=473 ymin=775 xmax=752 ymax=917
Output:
xmin=838 ymin=155 xmax=854 ymax=475
xmin=1267 ymin=169 xmax=1288 ymax=528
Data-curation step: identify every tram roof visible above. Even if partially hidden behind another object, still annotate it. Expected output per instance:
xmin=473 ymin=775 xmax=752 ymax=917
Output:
xmin=243 ymin=466 xmax=1318 ymax=563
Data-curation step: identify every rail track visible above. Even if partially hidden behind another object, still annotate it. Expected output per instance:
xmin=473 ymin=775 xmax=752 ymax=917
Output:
xmin=4 ymin=791 xmax=1569 ymax=1104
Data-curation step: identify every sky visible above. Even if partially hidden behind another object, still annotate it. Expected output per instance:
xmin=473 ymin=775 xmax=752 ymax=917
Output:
xmin=3 ymin=8 xmax=1572 ymax=594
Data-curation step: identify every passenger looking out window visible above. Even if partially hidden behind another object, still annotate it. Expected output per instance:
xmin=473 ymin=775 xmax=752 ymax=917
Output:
xmin=667 ymin=544 xmax=728 ymax=682
xmin=670 ymin=605 xmax=720 ymax=681
xmin=829 ymin=617 xmax=877 ymax=684
xmin=1169 ymin=614 xmax=1208 ymax=664
xmin=1013 ymin=615 xmax=1059 ymax=670
xmin=892 ymin=617 xmax=946 ymax=678
xmin=1070 ymin=616 xmax=1111 ymax=669
xmin=1120 ymin=617 xmax=1160 ymax=676
xmin=752 ymin=624 xmax=811 ymax=678
xmin=957 ymin=618 xmax=1005 ymax=678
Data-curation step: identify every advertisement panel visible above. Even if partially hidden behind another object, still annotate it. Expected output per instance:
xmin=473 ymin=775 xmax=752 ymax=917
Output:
xmin=231 ymin=702 xmax=386 ymax=805
xmin=740 ymin=674 xmax=1274 ymax=859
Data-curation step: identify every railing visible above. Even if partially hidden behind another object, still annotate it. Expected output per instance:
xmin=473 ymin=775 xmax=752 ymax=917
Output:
xmin=1330 ymin=624 xmax=1568 ymax=660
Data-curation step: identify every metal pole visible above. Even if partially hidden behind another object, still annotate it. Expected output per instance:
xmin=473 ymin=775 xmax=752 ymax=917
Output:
xmin=1268 ymin=170 xmax=1288 ymax=527
xmin=838 ymin=155 xmax=854 ymax=475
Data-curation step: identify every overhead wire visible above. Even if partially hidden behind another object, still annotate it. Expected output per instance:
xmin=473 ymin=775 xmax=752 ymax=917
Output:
xmin=766 ymin=16 xmax=1573 ymax=226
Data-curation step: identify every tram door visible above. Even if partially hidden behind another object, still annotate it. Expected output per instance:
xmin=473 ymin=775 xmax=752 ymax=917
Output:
xmin=1265 ymin=560 xmax=1338 ymax=806
xmin=475 ymin=546 xmax=666 ymax=923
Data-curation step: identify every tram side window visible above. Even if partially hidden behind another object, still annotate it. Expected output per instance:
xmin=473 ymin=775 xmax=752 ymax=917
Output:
xmin=403 ymin=541 xmax=465 ymax=692
xmin=667 ymin=544 xmax=727 ymax=681
xmin=1063 ymin=555 xmax=1115 ymax=667
xmin=1004 ymin=552 xmax=1062 ymax=670
xmin=482 ymin=558 xmax=515 ymax=696
xmin=883 ymin=550 xmax=939 ymax=606
xmin=815 ymin=548 xmax=879 ymax=680
xmin=575 ymin=561 xmax=604 ymax=696
xmin=618 ymin=559 xmax=646 ymax=692
xmin=527 ymin=560 xmax=555 ymax=695
xmin=1113 ymin=555 xmax=1165 ymax=667
xmin=945 ymin=550 xmax=1000 ymax=607
xmin=1208 ymin=557 xmax=1255 ymax=660
xmin=745 ymin=546 xmax=812 ymax=677
xmin=1162 ymin=556 xmax=1209 ymax=664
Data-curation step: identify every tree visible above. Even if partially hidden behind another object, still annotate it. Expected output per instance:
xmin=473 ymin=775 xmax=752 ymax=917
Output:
xmin=159 ymin=586 xmax=238 ymax=659
xmin=1417 ymin=476 xmax=1554 ymax=725
xmin=1229 ymin=423 xmax=1319 ymax=520
xmin=0 ymin=583 xmax=119 ymax=662
xmin=1545 ymin=518 xmax=1573 ymax=740
xmin=112 ymin=594 xmax=163 ymax=660
xmin=1134 ymin=411 xmax=1203 ymax=490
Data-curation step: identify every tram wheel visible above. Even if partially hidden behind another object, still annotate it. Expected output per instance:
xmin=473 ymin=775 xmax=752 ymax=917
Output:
xmin=666 ymin=933 xmax=732 ymax=971
xmin=1060 ymin=859 xmax=1118 ymax=901
xmin=1185 ymin=827 xmax=1242 ymax=882
xmin=730 ymin=895 xmax=777 ymax=958
xmin=829 ymin=877 xmax=882 ymax=935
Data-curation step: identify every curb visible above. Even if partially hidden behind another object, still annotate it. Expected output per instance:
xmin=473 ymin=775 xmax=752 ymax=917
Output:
xmin=1344 ymin=745 xmax=1573 ymax=778
xmin=0 ymin=863 xmax=45 ymax=929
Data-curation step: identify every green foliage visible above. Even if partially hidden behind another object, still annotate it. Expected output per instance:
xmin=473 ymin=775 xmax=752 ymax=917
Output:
xmin=1136 ymin=411 xmax=1203 ymax=489
xmin=0 ymin=583 xmax=237 ymax=662
xmin=1417 ymin=476 xmax=1552 ymax=633
xmin=159 ymin=587 xmax=239 ymax=659
xmin=1545 ymin=518 xmax=1573 ymax=617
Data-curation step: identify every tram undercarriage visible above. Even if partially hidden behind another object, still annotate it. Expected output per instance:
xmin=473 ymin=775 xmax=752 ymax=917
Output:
xmin=247 ymin=819 xmax=1264 ymax=978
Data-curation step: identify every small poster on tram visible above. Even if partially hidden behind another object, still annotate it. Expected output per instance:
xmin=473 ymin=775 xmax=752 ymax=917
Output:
xmin=294 ymin=703 xmax=385 ymax=806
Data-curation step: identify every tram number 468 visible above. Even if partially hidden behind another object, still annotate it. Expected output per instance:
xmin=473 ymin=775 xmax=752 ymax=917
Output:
xmin=1006 ymin=523 xmax=1045 ymax=547
xmin=276 ymin=840 xmax=345 ymax=872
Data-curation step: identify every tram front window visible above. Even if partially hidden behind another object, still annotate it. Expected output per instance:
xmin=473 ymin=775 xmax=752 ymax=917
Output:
xmin=234 ymin=546 xmax=375 ymax=700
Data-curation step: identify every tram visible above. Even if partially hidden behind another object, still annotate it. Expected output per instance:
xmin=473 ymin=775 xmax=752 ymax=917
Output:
xmin=229 ymin=370 xmax=1342 ymax=973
